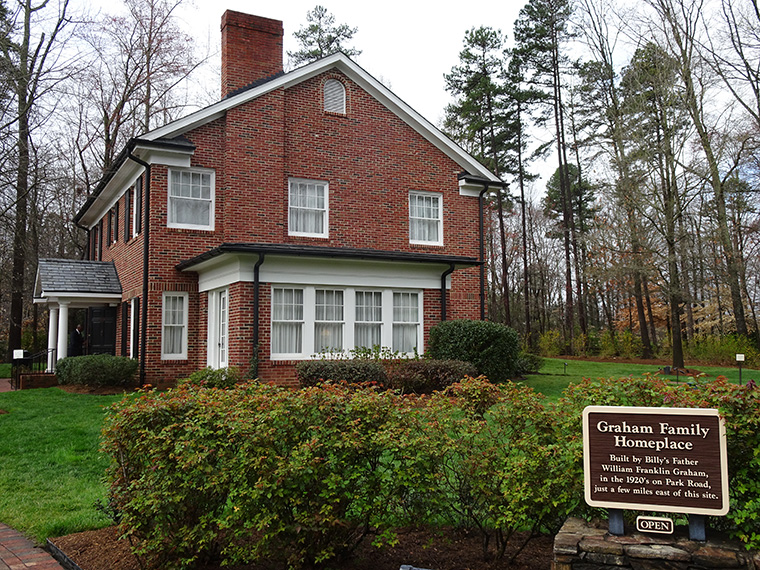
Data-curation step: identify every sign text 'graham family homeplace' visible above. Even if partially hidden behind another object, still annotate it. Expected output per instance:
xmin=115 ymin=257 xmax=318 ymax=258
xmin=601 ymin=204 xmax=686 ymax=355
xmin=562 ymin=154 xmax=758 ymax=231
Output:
xmin=583 ymin=406 xmax=728 ymax=516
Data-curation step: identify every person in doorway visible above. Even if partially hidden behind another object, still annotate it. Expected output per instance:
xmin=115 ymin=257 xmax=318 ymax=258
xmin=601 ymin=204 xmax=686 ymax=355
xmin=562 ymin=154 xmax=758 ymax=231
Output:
xmin=70 ymin=324 xmax=85 ymax=356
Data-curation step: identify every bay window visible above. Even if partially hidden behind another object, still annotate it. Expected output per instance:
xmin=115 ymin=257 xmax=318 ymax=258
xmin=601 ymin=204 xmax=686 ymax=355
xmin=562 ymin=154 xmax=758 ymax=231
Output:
xmin=270 ymin=286 xmax=421 ymax=358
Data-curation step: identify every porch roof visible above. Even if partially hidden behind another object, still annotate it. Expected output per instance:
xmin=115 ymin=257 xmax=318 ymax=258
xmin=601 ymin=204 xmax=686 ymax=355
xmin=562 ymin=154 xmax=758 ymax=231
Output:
xmin=176 ymin=243 xmax=481 ymax=271
xmin=34 ymin=259 xmax=122 ymax=306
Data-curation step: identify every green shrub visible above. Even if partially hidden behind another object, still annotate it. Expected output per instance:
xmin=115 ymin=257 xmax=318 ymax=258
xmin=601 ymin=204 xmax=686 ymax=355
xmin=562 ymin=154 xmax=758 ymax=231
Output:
xmin=387 ymin=359 xmax=476 ymax=394
xmin=428 ymin=319 xmax=520 ymax=382
xmin=514 ymin=351 xmax=543 ymax=375
xmin=684 ymin=334 xmax=760 ymax=367
xmin=55 ymin=354 xmax=138 ymax=387
xmin=102 ymin=382 xmax=436 ymax=569
xmin=422 ymin=377 xmax=576 ymax=559
xmin=296 ymin=359 xmax=387 ymax=387
xmin=177 ymin=366 xmax=242 ymax=389
xmin=538 ymin=329 xmax=562 ymax=357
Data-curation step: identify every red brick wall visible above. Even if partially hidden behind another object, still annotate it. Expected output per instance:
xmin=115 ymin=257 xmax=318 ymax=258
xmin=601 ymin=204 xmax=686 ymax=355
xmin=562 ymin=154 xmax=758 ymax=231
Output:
xmin=95 ymin=68 xmax=482 ymax=388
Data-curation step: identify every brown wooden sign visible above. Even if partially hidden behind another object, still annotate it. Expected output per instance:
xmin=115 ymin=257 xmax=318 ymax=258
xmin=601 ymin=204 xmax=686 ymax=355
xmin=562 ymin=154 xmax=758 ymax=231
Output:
xmin=583 ymin=406 xmax=728 ymax=516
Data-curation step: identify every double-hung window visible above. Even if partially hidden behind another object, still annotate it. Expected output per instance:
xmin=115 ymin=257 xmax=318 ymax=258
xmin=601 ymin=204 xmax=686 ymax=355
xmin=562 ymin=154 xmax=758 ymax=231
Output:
xmin=288 ymin=178 xmax=328 ymax=237
xmin=162 ymin=292 xmax=188 ymax=359
xmin=409 ymin=191 xmax=443 ymax=245
xmin=272 ymin=287 xmax=304 ymax=355
xmin=393 ymin=292 xmax=419 ymax=353
xmin=314 ymin=289 xmax=344 ymax=352
xmin=168 ymin=168 xmax=215 ymax=230
xmin=355 ymin=291 xmax=382 ymax=349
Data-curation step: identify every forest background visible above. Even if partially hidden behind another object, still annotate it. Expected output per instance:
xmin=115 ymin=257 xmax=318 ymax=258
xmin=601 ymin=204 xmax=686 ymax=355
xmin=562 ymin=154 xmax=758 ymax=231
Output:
xmin=1 ymin=0 xmax=758 ymax=369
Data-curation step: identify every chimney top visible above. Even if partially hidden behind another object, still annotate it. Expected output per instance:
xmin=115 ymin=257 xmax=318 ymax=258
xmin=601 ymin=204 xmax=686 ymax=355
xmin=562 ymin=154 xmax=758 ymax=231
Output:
xmin=221 ymin=11 xmax=284 ymax=98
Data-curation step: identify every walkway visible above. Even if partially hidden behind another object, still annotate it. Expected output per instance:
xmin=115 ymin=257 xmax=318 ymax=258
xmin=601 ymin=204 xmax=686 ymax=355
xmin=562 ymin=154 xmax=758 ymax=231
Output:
xmin=0 ymin=378 xmax=11 ymax=393
xmin=0 ymin=524 xmax=65 ymax=569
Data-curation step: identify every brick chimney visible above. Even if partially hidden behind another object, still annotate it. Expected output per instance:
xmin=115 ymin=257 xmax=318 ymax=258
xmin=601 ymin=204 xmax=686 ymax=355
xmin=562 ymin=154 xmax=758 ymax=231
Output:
xmin=221 ymin=11 xmax=283 ymax=98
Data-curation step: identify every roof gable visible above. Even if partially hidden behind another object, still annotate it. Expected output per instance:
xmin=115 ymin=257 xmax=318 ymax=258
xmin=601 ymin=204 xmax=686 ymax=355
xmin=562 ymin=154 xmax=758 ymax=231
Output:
xmin=143 ymin=53 xmax=501 ymax=184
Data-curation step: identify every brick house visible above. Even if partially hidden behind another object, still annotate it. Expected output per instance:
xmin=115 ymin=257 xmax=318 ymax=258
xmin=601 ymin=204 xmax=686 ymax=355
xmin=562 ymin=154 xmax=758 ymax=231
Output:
xmin=34 ymin=11 xmax=502 ymax=387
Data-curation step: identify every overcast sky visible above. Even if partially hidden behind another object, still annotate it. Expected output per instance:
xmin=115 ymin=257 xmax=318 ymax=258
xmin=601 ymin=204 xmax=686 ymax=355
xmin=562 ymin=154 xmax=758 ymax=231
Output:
xmin=176 ymin=0 xmax=529 ymax=127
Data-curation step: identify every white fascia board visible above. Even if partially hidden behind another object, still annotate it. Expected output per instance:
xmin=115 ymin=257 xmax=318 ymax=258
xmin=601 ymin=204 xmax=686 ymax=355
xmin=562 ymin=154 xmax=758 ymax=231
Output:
xmin=458 ymin=178 xmax=505 ymax=197
xmin=143 ymin=53 xmax=501 ymax=185
xmin=34 ymin=292 xmax=123 ymax=307
xmin=79 ymin=144 xmax=194 ymax=229
xmin=189 ymin=253 xmax=450 ymax=293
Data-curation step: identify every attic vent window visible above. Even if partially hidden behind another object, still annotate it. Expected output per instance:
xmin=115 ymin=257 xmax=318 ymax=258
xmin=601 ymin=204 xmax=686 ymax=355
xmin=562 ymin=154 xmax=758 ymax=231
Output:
xmin=324 ymin=79 xmax=346 ymax=114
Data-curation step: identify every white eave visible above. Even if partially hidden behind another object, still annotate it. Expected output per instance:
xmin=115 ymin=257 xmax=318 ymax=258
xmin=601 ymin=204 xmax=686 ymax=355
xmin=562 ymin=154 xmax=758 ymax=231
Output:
xmin=78 ymin=141 xmax=195 ymax=229
xmin=143 ymin=53 xmax=502 ymax=185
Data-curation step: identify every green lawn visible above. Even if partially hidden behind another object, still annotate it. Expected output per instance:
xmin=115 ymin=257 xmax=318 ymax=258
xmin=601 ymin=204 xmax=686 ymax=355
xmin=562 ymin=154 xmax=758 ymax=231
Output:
xmin=0 ymin=363 xmax=10 ymax=378
xmin=0 ymin=388 xmax=129 ymax=542
xmin=522 ymin=357 xmax=759 ymax=401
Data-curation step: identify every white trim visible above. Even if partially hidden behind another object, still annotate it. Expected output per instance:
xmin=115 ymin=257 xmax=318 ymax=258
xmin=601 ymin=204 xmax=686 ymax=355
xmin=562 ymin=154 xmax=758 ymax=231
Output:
xmin=409 ymin=190 xmax=443 ymax=246
xmin=167 ymin=167 xmax=216 ymax=231
xmin=162 ymin=292 xmax=189 ymax=360
xmin=191 ymin=254 xmax=452 ymax=293
xmin=129 ymin=299 xmax=137 ymax=359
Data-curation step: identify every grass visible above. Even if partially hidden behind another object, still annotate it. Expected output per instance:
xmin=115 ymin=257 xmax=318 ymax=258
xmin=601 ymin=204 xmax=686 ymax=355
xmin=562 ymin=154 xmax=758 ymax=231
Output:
xmin=522 ymin=357 xmax=760 ymax=401
xmin=0 ymin=388 xmax=129 ymax=542
xmin=0 ymin=363 xmax=10 ymax=378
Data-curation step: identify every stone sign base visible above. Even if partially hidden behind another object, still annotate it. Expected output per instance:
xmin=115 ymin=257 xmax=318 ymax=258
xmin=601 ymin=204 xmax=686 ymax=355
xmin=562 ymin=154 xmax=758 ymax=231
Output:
xmin=553 ymin=517 xmax=760 ymax=570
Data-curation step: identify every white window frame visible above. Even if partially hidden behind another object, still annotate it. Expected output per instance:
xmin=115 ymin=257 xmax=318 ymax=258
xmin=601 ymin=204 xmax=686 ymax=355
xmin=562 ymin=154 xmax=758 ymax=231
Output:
xmin=270 ymin=286 xmax=422 ymax=359
xmin=271 ymin=287 xmax=305 ymax=358
xmin=288 ymin=178 xmax=329 ymax=238
xmin=162 ymin=292 xmax=189 ymax=360
xmin=132 ymin=179 xmax=142 ymax=238
xmin=167 ymin=168 xmax=215 ymax=231
xmin=324 ymin=79 xmax=346 ymax=114
xmin=409 ymin=190 xmax=443 ymax=246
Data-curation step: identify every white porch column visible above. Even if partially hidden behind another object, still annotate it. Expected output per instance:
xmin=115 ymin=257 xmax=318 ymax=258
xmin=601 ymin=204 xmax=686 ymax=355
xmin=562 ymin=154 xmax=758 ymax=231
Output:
xmin=57 ymin=302 xmax=69 ymax=360
xmin=47 ymin=306 xmax=59 ymax=371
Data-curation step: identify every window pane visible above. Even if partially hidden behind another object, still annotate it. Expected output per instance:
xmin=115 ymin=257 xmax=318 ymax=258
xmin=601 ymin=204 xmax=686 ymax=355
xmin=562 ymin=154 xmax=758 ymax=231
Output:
xmin=272 ymin=322 xmax=302 ymax=354
xmin=272 ymin=288 xmax=304 ymax=354
xmin=355 ymin=323 xmax=381 ymax=349
xmin=163 ymin=295 xmax=186 ymax=356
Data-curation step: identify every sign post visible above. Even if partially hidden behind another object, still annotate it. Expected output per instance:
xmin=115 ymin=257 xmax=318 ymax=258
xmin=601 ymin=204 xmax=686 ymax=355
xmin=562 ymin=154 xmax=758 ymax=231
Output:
xmin=583 ymin=406 xmax=728 ymax=539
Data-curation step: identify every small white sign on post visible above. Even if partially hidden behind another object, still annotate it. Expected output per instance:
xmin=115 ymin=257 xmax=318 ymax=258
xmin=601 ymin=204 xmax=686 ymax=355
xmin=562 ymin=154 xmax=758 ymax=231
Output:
xmin=13 ymin=349 xmax=25 ymax=360
xmin=736 ymin=354 xmax=745 ymax=362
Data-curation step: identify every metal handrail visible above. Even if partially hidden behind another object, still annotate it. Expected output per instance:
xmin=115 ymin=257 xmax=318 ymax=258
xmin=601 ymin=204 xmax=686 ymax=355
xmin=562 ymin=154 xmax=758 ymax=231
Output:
xmin=10 ymin=348 xmax=57 ymax=390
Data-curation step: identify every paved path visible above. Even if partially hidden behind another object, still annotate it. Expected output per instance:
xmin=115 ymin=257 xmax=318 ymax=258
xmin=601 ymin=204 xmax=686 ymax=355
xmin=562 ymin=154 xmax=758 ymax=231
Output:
xmin=0 ymin=524 xmax=65 ymax=569
xmin=0 ymin=378 xmax=11 ymax=393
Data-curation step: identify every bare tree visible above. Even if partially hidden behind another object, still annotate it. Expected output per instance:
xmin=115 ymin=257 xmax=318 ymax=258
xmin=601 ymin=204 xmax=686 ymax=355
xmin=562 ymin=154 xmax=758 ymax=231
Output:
xmin=1 ymin=0 xmax=72 ymax=360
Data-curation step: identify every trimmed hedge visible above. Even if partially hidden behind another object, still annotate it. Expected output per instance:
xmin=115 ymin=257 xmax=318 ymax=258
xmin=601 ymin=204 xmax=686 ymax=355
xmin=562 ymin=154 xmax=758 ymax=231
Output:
xmin=387 ymin=359 xmax=477 ymax=394
xmin=428 ymin=319 xmax=520 ymax=382
xmin=55 ymin=354 xmax=138 ymax=387
xmin=296 ymin=359 xmax=387 ymax=387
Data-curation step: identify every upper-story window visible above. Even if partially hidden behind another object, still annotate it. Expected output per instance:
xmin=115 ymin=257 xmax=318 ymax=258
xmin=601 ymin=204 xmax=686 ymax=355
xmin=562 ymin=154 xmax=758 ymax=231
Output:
xmin=409 ymin=191 xmax=443 ymax=245
xmin=324 ymin=79 xmax=346 ymax=114
xmin=168 ymin=168 xmax=215 ymax=230
xmin=288 ymin=178 xmax=328 ymax=237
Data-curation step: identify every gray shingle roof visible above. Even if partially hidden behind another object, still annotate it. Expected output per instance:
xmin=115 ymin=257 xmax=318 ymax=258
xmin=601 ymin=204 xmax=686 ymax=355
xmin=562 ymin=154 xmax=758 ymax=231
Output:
xmin=36 ymin=259 xmax=122 ymax=296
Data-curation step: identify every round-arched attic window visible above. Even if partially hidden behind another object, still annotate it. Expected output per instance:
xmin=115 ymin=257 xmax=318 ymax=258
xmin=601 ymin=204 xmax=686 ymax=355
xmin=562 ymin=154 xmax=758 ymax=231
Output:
xmin=324 ymin=79 xmax=346 ymax=114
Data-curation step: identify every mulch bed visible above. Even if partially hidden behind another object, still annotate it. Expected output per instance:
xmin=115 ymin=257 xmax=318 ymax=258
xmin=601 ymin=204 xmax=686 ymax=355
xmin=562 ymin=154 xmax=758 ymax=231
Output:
xmin=50 ymin=526 xmax=553 ymax=570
